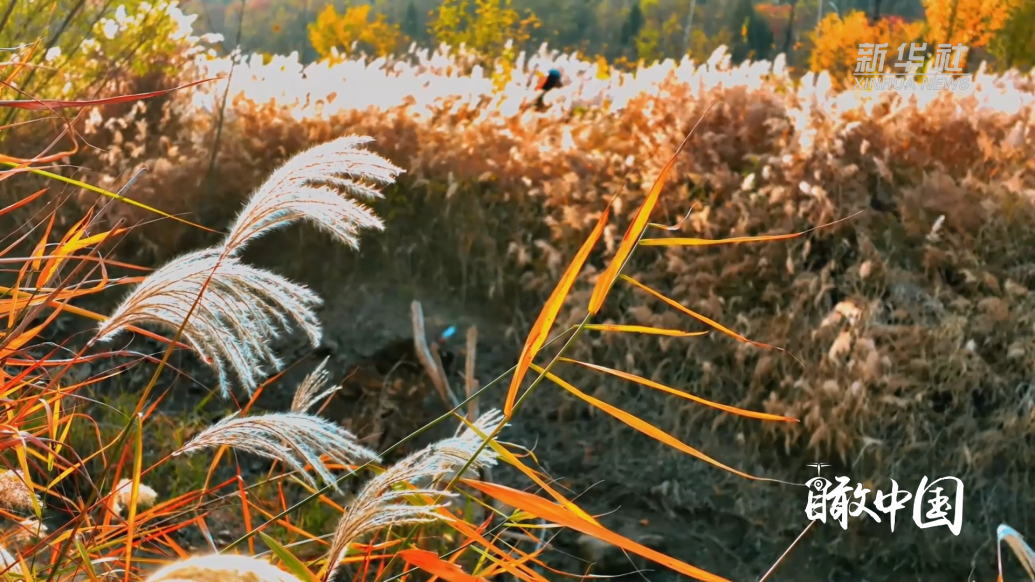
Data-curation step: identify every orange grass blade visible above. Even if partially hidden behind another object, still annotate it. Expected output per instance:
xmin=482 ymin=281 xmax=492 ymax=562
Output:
xmin=558 ymin=358 xmax=797 ymax=422
xmin=531 ymin=364 xmax=778 ymax=482
xmin=122 ymin=413 xmax=145 ymax=582
xmin=503 ymin=203 xmax=612 ymax=416
xmin=461 ymin=478 xmax=732 ymax=582
xmin=588 ymin=106 xmax=715 ymax=315
xmin=0 ymin=77 xmax=221 ymax=110
xmin=399 ymin=549 xmax=488 ymax=582
xmin=236 ymin=467 xmax=255 ymax=556
xmin=456 ymin=414 xmax=600 ymax=526
xmin=29 ymin=213 xmax=55 ymax=271
xmin=583 ymin=324 xmax=707 ymax=337
xmin=641 ymin=233 xmax=804 ymax=246
xmin=639 ymin=211 xmax=865 ymax=247
xmin=0 ymin=187 xmax=48 ymax=221
xmin=4 ymin=42 xmax=39 ymax=87
xmin=440 ymin=508 xmax=547 ymax=582
xmin=621 ymin=274 xmax=801 ymax=366
xmin=40 ymin=225 xmax=126 ymax=286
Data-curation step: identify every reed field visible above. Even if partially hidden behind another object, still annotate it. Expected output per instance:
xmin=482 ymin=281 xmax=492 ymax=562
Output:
xmin=0 ymin=1 xmax=1034 ymax=580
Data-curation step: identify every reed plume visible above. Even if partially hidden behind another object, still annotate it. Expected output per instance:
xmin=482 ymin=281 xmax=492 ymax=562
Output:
xmin=94 ymin=248 xmax=322 ymax=396
xmin=0 ymin=545 xmax=20 ymax=576
xmin=291 ymin=357 xmax=342 ymax=413
xmin=324 ymin=409 xmax=506 ymax=580
xmin=174 ymin=411 xmax=379 ymax=491
xmin=94 ymin=136 xmax=400 ymax=397
xmin=220 ymin=135 xmax=403 ymax=255
xmin=143 ymin=553 xmax=306 ymax=582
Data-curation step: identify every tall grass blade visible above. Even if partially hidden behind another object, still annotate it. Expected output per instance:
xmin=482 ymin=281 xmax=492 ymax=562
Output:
xmin=559 ymin=358 xmax=798 ymax=422
xmin=399 ymin=549 xmax=487 ymax=582
xmin=532 ymin=364 xmax=786 ymax=482
xmin=0 ymin=162 xmax=215 ymax=232
xmin=621 ymin=274 xmax=802 ymax=367
xmin=504 ymin=203 xmax=612 ymax=416
xmin=588 ymin=105 xmax=715 ymax=315
xmin=259 ymin=532 xmax=321 ymax=582
xmin=583 ymin=324 xmax=708 ymax=337
xmin=638 ymin=211 xmax=863 ymax=246
xmin=461 ymin=478 xmax=732 ymax=582
xmin=0 ymin=77 xmax=220 ymax=110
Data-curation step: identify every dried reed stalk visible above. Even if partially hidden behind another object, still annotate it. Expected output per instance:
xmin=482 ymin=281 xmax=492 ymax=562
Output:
xmin=410 ymin=300 xmax=457 ymax=407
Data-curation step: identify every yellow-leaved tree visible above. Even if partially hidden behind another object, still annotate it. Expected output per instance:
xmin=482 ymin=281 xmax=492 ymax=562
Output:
xmin=308 ymin=4 xmax=407 ymax=60
xmin=632 ymin=0 xmax=688 ymax=63
xmin=810 ymin=10 xmax=924 ymax=87
xmin=922 ymin=0 xmax=1021 ymax=59
xmin=429 ymin=0 xmax=538 ymax=89
xmin=429 ymin=0 xmax=538 ymax=58
xmin=989 ymin=0 xmax=1035 ymax=70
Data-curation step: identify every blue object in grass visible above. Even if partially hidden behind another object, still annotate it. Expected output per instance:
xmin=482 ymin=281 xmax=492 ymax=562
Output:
xmin=438 ymin=325 xmax=458 ymax=343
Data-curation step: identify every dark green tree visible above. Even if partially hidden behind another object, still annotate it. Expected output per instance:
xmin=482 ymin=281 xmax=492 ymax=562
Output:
xmin=729 ymin=0 xmax=773 ymax=63
xmin=402 ymin=0 xmax=423 ymax=40
xmin=620 ymin=1 xmax=644 ymax=46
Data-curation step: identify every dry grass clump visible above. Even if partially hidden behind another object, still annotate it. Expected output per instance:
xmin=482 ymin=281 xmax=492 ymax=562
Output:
xmin=0 ymin=470 xmax=39 ymax=512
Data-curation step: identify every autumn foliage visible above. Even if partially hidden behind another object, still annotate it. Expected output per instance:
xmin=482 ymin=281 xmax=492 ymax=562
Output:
xmin=810 ymin=10 xmax=924 ymax=85
xmin=308 ymin=4 xmax=407 ymax=59
xmin=922 ymin=0 xmax=1020 ymax=50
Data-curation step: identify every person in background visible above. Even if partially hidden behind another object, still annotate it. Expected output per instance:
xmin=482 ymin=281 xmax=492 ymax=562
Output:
xmin=533 ymin=68 xmax=563 ymax=111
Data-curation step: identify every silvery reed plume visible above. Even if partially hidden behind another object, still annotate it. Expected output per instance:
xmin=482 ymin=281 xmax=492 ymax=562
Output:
xmin=220 ymin=135 xmax=402 ymax=255
xmin=324 ymin=409 xmax=506 ymax=580
xmin=291 ymin=357 xmax=342 ymax=413
xmin=94 ymin=136 xmax=402 ymax=397
xmin=173 ymin=411 xmax=379 ymax=491
xmin=95 ymin=248 xmax=322 ymax=396
xmin=143 ymin=553 xmax=306 ymax=582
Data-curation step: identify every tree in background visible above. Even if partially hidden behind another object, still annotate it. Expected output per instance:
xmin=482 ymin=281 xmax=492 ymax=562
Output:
xmin=402 ymin=0 xmax=425 ymax=42
xmin=988 ymin=0 xmax=1035 ymax=70
xmin=921 ymin=0 xmax=1020 ymax=68
xmin=222 ymin=0 xmax=313 ymax=60
xmin=620 ymin=1 xmax=645 ymax=47
xmin=309 ymin=4 xmax=407 ymax=59
xmin=174 ymin=0 xmax=1031 ymax=74
xmin=729 ymin=0 xmax=774 ymax=62
xmin=686 ymin=26 xmax=734 ymax=59
xmin=429 ymin=0 xmax=539 ymax=57
xmin=633 ymin=0 xmax=690 ymax=62
xmin=809 ymin=10 xmax=923 ymax=85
